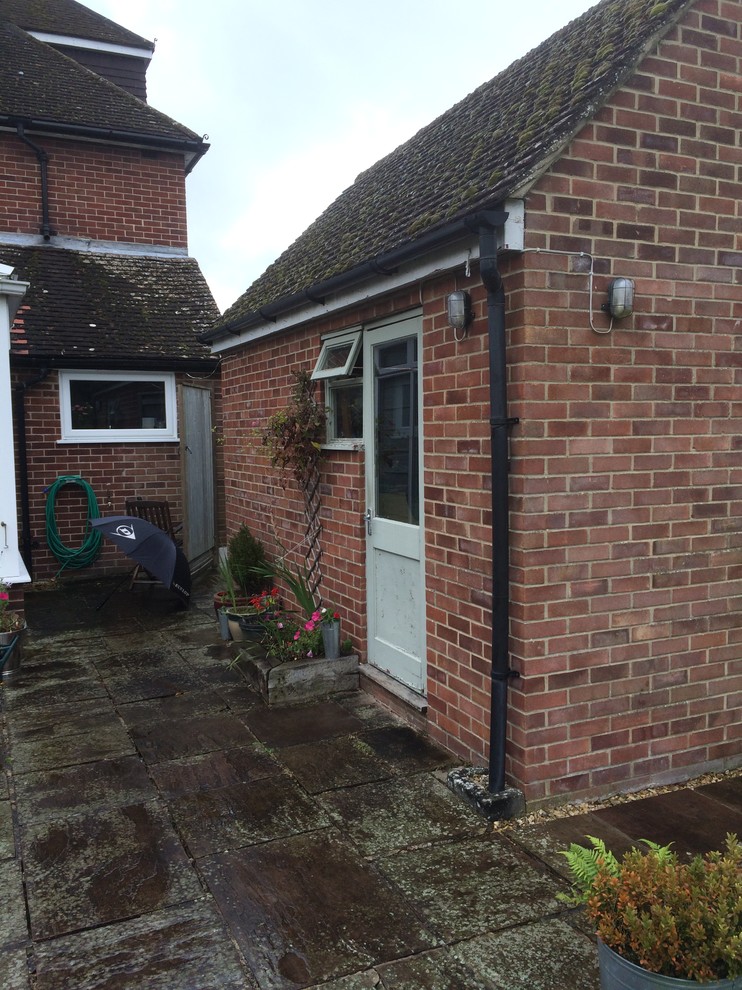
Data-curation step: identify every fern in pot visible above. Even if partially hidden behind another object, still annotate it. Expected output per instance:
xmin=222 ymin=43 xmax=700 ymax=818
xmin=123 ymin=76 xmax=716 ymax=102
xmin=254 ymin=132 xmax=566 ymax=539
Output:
xmin=561 ymin=833 xmax=742 ymax=988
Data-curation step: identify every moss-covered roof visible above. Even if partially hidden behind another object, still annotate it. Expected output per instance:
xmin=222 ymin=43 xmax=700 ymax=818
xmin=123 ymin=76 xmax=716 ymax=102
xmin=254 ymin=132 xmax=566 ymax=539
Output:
xmin=2 ymin=245 xmax=219 ymax=368
xmin=0 ymin=20 xmax=203 ymax=146
xmin=216 ymin=0 xmax=694 ymax=334
xmin=0 ymin=0 xmax=151 ymax=50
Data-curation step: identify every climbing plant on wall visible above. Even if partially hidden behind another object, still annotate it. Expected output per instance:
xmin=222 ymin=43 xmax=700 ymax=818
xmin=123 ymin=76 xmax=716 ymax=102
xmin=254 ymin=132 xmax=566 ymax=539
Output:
xmin=260 ymin=369 xmax=326 ymax=599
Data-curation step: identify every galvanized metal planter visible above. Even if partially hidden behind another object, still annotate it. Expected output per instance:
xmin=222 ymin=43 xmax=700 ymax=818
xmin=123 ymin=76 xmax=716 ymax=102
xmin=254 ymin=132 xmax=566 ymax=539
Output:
xmin=598 ymin=940 xmax=741 ymax=990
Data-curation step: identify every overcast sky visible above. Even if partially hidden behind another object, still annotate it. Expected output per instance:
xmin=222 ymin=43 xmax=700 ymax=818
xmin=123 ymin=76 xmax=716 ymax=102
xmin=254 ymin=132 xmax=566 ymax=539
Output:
xmin=83 ymin=0 xmax=597 ymax=312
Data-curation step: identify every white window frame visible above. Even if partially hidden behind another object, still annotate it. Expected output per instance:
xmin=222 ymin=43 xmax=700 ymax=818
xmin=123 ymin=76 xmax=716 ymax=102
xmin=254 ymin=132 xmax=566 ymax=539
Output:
xmin=324 ymin=377 xmax=364 ymax=450
xmin=58 ymin=370 xmax=178 ymax=443
xmin=311 ymin=328 xmax=362 ymax=380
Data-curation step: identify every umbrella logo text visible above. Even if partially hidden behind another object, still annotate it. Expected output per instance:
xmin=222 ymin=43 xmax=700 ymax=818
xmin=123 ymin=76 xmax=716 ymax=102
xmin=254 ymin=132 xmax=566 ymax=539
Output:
xmin=114 ymin=524 xmax=137 ymax=540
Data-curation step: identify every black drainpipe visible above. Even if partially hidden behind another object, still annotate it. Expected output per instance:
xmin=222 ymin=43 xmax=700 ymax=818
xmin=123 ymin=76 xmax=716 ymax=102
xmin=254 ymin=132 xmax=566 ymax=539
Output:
xmin=16 ymin=124 xmax=54 ymax=240
xmin=479 ymin=216 xmax=518 ymax=794
xmin=14 ymin=368 xmax=51 ymax=576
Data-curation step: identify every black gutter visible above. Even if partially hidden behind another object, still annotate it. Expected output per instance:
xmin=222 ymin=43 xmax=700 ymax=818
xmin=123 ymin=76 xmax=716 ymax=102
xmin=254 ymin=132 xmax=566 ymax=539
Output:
xmin=203 ymin=210 xmax=509 ymax=344
xmin=15 ymin=124 xmax=54 ymax=240
xmin=14 ymin=367 xmax=51 ymax=576
xmin=2 ymin=117 xmax=209 ymax=174
xmin=10 ymin=354 xmax=219 ymax=373
xmin=478 ymin=212 xmax=519 ymax=795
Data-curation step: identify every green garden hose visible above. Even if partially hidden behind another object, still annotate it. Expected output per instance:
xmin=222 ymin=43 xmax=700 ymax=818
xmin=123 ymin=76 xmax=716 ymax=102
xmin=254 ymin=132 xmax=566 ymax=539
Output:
xmin=45 ymin=475 xmax=102 ymax=574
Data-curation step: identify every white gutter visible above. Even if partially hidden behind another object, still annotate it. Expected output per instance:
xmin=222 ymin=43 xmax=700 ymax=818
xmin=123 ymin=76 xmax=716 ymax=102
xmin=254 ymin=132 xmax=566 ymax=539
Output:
xmin=210 ymin=199 xmax=525 ymax=356
xmin=0 ymin=266 xmax=31 ymax=585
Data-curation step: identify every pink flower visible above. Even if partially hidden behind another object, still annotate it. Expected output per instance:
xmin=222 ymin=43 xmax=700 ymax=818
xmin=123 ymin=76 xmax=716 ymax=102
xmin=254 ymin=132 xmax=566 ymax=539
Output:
xmin=307 ymin=651 xmax=313 ymax=658
xmin=0 ymin=593 xmax=8 ymax=602
xmin=293 ymin=631 xmax=301 ymax=641
xmin=304 ymin=620 xmax=315 ymax=632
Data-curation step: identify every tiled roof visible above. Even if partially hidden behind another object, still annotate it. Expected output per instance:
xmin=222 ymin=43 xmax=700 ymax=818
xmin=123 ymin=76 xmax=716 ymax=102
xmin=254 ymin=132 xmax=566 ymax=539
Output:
xmin=2 ymin=245 xmax=219 ymax=368
xmin=0 ymin=21 xmax=202 ymax=145
xmin=216 ymin=0 xmax=694 ymax=333
xmin=0 ymin=0 xmax=151 ymax=49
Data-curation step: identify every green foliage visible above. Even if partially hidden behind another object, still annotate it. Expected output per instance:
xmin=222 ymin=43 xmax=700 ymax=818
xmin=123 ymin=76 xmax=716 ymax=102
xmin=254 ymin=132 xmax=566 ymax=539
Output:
xmin=561 ymin=833 xmax=742 ymax=982
xmin=261 ymin=370 xmax=326 ymax=489
xmin=217 ymin=556 xmax=238 ymax=609
xmin=253 ymin=557 xmax=316 ymax=616
xmin=227 ymin=525 xmax=271 ymax=596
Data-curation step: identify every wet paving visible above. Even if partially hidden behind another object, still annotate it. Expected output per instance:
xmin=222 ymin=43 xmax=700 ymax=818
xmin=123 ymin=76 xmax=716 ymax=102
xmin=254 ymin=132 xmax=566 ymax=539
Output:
xmin=1 ymin=577 xmax=740 ymax=989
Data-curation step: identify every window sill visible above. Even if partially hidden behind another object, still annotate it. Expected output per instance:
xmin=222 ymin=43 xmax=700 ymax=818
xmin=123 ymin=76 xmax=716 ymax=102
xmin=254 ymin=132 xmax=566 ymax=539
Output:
xmin=321 ymin=440 xmax=364 ymax=452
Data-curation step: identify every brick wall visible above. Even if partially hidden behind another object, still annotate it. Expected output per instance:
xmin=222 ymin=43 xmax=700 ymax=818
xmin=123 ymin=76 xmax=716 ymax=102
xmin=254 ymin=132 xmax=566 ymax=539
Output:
xmin=499 ymin=0 xmax=742 ymax=803
xmin=219 ymin=0 xmax=741 ymax=805
xmin=14 ymin=371 xmax=218 ymax=582
xmin=0 ymin=135 xmax=188 ymax=248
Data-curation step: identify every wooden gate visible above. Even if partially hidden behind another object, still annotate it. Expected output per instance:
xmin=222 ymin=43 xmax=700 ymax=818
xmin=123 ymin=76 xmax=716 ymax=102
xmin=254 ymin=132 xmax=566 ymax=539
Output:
xmin=179 ymin=384 xmax=215 ymax=575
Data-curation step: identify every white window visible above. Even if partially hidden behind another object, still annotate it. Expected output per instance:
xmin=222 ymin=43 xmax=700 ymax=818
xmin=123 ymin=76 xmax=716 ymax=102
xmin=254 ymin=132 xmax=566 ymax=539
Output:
xmin=312 ymin=330 xmax=364 ymax=447
xmin=58 ymin=370 xmax=178 ymax=443
xmin=311 ymin=328 xmax=362 ymax=380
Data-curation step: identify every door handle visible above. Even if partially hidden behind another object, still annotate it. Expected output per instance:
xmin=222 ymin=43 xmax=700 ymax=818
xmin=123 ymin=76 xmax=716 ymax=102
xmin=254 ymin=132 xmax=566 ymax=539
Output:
xmin=365 ymin=509 xmax=372 ymax=535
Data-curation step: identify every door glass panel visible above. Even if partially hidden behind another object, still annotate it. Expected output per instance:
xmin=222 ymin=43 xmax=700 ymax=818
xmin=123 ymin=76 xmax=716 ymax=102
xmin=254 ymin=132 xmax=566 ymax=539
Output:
xmin=374 ymin=337 xmax=419 ymax=524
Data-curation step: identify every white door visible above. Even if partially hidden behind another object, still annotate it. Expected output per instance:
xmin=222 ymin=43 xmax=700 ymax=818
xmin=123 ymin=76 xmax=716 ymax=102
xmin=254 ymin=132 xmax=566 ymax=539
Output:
xmin=364 ymin=314 xmax=425 ymax=693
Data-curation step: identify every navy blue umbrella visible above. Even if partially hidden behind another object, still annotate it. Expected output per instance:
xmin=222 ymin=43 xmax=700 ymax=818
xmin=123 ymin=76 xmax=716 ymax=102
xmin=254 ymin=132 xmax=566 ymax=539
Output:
xmin=90 ymin=515 xmax=191 ymax=606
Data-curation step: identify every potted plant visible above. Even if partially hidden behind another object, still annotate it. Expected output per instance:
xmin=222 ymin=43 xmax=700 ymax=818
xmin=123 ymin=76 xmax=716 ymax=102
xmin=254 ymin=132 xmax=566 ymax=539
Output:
xmin=227 ymin=587 xmax=281 ymax=643
xmin=0 ymin=579 xmax=25 ymax=645
xmin=560 ymin=833 xmax=742 ymax=988
xmin=318 ymin=605 xmax=341 ymax=659
xmin=0 ymin=579 xmax=26 ymax=678
xmin=227 ymin=525 xmax=271 ymax=598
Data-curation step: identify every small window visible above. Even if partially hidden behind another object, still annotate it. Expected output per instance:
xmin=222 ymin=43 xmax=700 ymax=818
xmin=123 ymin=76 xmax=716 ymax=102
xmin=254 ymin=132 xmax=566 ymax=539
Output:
xmin=311 ymin=329 xmax=362 ymax=379
xmin=328 ymin=379 xmax=363 ymax=441
xmin=59 ymin=371 xmax=178 ymax=443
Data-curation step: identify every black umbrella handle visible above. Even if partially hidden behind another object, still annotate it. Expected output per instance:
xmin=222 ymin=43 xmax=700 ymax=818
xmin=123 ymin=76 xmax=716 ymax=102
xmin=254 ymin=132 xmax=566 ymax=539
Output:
xmin=95 ymin=568 xmax=137 ymax=611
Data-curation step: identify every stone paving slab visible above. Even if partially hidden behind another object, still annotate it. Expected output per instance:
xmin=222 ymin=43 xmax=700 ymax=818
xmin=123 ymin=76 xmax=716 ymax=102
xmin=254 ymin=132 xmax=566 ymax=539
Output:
xmin=168 ymin=772 xmax=330 ymax=858
xmin=319 ymin=773 xmax=480 ymax=856
xmin=21 ymin=802 xmax=202 ymax=939
xmin=0 ymin=800 xmax=15 ymax=860
xmin=278 ymin=734 xmax=394 ymax=794
xmin=0 ymin=948 xmax=31 ymax=989
xmin=202 ymin=830 xmax=437 ymax=989
xmin=128 ymin=710 xmax=259 ymax=764
xmin=357 ymin=725 xmax=456 ymax=774
xmin=590 ymin=787 xmax=742 ymax=856
xmin=9 ymin=717 xmax=135 ymax=775
xmin=116 ymin=689 xmax=228 ymax=727
xmin=4 ymin=697 xmax=114 ymax=739
xmin=2 ymin=672 xmax=108 ymax=710
xmin=33 ymin=901 xmax=254 ymax=990
xmin=243 ymin=699 xmax=364 ymax=748
xmin=149 ymin=743 xmax=278 ymax=799
xmin=0 ymin=859 xmax=29 ymax=948
xmin=450 ymin=918 xmax=600 ymax=990
xmin=93 ymin=650 xmax=207 ymax=705
xmin=376 ymin=834 xmax=566 ymax=942
xmin=14 ymin=755 xmax=157 ymax=825
xmin=311 ymin=947 xmax=490 ymax=990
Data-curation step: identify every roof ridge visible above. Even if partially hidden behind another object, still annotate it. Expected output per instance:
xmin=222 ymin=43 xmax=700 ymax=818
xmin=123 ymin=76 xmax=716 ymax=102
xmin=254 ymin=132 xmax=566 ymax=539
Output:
xmin=215 ymin=0 xmax=696 ymax=334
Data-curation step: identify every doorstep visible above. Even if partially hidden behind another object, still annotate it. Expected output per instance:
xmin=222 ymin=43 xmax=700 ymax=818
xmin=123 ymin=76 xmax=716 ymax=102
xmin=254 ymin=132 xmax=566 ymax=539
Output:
xmin=234 ymin=644 xmax=360 ymax=705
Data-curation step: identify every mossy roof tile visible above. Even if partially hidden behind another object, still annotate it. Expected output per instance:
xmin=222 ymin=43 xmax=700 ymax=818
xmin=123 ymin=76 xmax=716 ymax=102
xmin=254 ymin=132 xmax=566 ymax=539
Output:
xmin=2 ymin=246 xmax=219 ymax=367
xmin=0 ymin=0 xmax=151 ymax=49
xmin=217 ymin=0 xmax=694 ymax=332
xmin=0 ymin=21 xmax=200 ymax=142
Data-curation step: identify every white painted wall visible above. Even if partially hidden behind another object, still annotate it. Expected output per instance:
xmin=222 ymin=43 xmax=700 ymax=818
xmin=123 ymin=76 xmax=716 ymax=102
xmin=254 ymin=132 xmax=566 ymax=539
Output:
xmin=0 ymin=266 xmax=30 ymax=585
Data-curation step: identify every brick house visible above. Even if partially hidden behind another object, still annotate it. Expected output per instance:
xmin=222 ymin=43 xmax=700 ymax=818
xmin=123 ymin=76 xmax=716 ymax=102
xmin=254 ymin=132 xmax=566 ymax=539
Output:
xmin=0 ymin=0 xmax=221 ymax=596
xmin=204 ymin=0 xmax=741 ymax=805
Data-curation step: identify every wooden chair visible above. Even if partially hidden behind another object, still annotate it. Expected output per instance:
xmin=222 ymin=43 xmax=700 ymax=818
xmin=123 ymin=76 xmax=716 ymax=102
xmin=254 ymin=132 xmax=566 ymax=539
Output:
xmin=124 ymin=498 xmax=183 ymax=587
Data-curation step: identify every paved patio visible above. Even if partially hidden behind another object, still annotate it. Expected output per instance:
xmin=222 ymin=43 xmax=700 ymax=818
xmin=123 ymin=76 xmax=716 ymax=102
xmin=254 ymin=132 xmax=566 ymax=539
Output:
xmin=1 ymin=577 xmax=740 ymax=989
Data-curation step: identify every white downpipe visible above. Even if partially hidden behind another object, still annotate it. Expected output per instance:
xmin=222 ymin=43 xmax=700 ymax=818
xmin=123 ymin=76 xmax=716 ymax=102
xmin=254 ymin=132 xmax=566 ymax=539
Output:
xmin=0 ymin=267 xmax=31 ymax=585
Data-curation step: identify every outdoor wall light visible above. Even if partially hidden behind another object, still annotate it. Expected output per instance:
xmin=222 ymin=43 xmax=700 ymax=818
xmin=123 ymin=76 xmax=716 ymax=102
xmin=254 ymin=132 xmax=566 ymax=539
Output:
xmin=603 ymin=277 xmax=635 ymax=319
xmin=447 ymin=290 xmax=472 ymax=331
